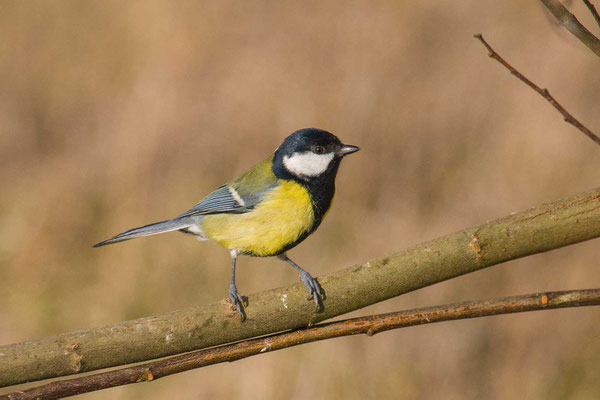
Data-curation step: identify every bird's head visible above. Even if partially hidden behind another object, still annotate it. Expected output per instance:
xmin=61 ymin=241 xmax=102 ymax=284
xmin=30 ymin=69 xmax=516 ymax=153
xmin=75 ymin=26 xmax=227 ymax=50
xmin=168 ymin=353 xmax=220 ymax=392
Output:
xmin=273 ymin=128 xmax=359 ymax=181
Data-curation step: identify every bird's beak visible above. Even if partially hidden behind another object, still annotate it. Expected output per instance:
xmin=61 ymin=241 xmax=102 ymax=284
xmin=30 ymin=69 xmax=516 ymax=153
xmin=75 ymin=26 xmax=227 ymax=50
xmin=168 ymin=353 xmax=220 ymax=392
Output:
xmin=337 ymin=144 xmax=360 ymax=156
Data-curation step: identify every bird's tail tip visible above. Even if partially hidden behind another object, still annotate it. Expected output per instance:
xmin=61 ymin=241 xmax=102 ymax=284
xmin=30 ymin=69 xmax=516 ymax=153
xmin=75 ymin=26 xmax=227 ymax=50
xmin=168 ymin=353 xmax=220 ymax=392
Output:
xmin=92 ymin=240 xmax=112 ymax=248
xmin=92 ymin=218 xmax=193 ymax=248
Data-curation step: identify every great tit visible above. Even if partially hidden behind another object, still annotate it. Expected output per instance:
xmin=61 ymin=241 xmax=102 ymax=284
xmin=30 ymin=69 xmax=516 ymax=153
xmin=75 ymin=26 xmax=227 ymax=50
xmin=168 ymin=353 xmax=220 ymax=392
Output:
xmin=94 ymin=128 xmax=359 ymax=320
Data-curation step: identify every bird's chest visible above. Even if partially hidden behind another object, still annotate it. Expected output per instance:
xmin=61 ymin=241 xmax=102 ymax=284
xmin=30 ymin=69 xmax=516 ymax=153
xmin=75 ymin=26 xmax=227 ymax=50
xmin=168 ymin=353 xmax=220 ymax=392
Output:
xmin=201 ymin=181 xmax=316 ymax=256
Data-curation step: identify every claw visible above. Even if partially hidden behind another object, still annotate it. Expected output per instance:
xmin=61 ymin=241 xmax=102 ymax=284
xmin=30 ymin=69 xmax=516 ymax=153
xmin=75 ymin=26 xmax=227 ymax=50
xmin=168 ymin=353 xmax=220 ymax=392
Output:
xmin=228 ymin=283 xmax=248 ymax=321
xmin=278 ymin=254 xmax=326 ymax=313
xmin=299 ymin=271 xmax=326 ymax=313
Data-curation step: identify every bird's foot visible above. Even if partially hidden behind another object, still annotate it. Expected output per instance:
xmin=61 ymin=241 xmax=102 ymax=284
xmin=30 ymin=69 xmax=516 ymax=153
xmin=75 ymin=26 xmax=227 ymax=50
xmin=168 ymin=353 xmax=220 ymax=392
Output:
xmin=298 ymin=271 xmax=326 ymax=312
xmin=228 ymin=283 xmax=249 ymax=321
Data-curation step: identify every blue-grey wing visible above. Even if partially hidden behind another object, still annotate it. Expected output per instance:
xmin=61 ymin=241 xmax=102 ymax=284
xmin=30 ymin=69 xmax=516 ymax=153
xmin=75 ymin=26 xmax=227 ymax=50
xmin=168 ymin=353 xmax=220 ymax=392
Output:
xmin=176 ymin=183 xmax=275 ymax=218
xmin=177 ymin=156 xmax=278 ymax=218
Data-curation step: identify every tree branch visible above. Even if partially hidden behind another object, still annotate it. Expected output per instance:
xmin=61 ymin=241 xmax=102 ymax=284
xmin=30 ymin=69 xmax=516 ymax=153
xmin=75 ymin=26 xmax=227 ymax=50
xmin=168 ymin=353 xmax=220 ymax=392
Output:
xmin=4 ymin=289 xmax=600 ymax=400
xmin=2 ymin=188 xmax=600 ymax=388
xmin=539 ymin=0 xmax=600 ymax=57
xmin=474 ymin=33 xmax=600 ymax=146
xmin=541 ymin=0 xmax=600 ymax=57
xmin=583 ymin=0 xmax=600 ymax=30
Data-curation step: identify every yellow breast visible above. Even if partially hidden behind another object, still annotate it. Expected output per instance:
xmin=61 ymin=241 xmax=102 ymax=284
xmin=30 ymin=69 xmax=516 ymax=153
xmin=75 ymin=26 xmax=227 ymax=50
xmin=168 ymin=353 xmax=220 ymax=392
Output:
xmin=200 ymin=180 xmax=315 ymax=256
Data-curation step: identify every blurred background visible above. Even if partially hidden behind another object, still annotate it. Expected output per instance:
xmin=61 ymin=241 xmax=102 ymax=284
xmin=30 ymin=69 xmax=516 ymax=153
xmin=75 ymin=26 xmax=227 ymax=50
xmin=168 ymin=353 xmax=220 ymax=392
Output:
xmin=1 ymin=1 xmax=600 ymax=399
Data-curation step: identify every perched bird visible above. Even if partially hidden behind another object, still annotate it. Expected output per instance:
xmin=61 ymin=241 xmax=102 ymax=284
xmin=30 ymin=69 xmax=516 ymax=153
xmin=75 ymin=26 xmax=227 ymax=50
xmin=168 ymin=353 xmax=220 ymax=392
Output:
xmin=94 ymin=128 xmax=359 ymax=320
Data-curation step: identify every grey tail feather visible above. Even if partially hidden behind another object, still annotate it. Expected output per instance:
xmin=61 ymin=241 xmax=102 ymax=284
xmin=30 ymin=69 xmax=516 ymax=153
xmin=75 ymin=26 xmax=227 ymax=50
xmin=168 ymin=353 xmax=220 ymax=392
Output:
xmin=93 ymin=218 xmax=193 ymax=248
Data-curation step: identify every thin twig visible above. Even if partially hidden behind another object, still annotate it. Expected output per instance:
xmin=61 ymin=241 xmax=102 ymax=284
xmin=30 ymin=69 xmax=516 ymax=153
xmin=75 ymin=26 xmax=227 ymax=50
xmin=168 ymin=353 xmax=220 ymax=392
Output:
xmin=474 ymin=33 xmax=600 ymax=146
xmin=583 ymin=0 xmax=600 ymax=29
xmin=3 ymin=289 xmax=600 ymax=400
xmin=539 ymin=0 xmax=600 ymax=57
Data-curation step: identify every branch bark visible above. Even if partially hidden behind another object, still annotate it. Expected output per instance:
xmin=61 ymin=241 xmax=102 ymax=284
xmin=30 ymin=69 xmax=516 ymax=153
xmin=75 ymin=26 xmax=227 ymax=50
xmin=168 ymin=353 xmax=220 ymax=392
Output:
xmin=2 ymin=188 xmax=600 ymax=388
xmin=583 ymin=0 xmax=600 ymax=29
xmin=540 ymin=0 xmax=600 ymax=57
xmin=474 ymin=33 xmax=600 ymax=146
xmin=4 ymin=289 xmax=599 ymax=400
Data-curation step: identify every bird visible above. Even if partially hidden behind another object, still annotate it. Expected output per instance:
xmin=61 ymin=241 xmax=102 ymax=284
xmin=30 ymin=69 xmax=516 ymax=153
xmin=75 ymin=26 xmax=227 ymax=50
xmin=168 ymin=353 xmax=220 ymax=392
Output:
xmin=93 ymin=128 xmax=359 ymax=321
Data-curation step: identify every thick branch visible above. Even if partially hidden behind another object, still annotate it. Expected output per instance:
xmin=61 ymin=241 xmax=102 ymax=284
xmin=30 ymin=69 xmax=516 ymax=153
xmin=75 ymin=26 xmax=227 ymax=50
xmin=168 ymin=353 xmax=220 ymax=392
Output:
xmin=2 ymin=188 xmax=600 ymax=387
xmin=539 ymin=0 xmax=600 ymax=57
xmin=474 ymin=33 xmax=600 ymax=146
xmin=4 ymin=289 xmax=600 ymax=400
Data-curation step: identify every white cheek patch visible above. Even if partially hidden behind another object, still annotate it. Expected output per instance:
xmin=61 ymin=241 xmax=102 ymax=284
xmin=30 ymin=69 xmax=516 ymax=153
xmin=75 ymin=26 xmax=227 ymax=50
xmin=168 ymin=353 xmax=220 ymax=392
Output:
xmin=283 ymin=151 xmax=335 ymax=178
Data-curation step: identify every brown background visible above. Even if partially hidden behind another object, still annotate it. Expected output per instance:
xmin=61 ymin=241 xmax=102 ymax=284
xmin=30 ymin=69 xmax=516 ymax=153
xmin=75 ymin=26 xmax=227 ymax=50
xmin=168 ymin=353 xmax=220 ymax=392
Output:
xmin=1 ymin=1 xmax=600 ymax=399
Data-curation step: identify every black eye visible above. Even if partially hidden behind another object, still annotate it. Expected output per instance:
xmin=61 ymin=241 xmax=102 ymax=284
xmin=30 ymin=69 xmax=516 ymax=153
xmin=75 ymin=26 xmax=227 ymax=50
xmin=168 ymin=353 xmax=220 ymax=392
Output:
xmin=313 ymin=146 xmax=325 ymax=154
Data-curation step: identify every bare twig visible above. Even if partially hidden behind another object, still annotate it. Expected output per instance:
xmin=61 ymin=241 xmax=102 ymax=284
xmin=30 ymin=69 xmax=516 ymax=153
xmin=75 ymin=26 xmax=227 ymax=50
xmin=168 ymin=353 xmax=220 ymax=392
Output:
xmin=474 ymin=33 xmax=600 ymax=146
xmin=583 ymin=0 xmax=600 ymax=29
xmin=3 ymin=289 xmax=599 ymax=400
xmin=539 ymin=0 xmax=600 ymax=57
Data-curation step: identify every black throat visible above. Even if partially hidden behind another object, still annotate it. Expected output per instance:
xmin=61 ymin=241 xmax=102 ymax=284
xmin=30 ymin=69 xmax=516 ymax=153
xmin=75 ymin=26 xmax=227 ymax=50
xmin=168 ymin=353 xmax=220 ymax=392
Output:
xmin=272 ymin=154 xmax=340 ymax=231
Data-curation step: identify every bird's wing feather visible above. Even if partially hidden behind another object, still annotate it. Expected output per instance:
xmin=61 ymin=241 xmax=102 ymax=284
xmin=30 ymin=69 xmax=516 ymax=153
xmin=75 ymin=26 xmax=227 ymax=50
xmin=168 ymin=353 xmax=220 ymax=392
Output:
xmin=176 ymin=156 xmax=277 ymax=218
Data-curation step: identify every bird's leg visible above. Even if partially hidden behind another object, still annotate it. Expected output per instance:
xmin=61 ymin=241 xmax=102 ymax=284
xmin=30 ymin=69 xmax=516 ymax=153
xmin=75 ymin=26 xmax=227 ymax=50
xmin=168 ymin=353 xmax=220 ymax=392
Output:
xmin=228 ymin=251 xmax=248 ymax=321
xmin=277 ymin=253 xmax=326 ymax=312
